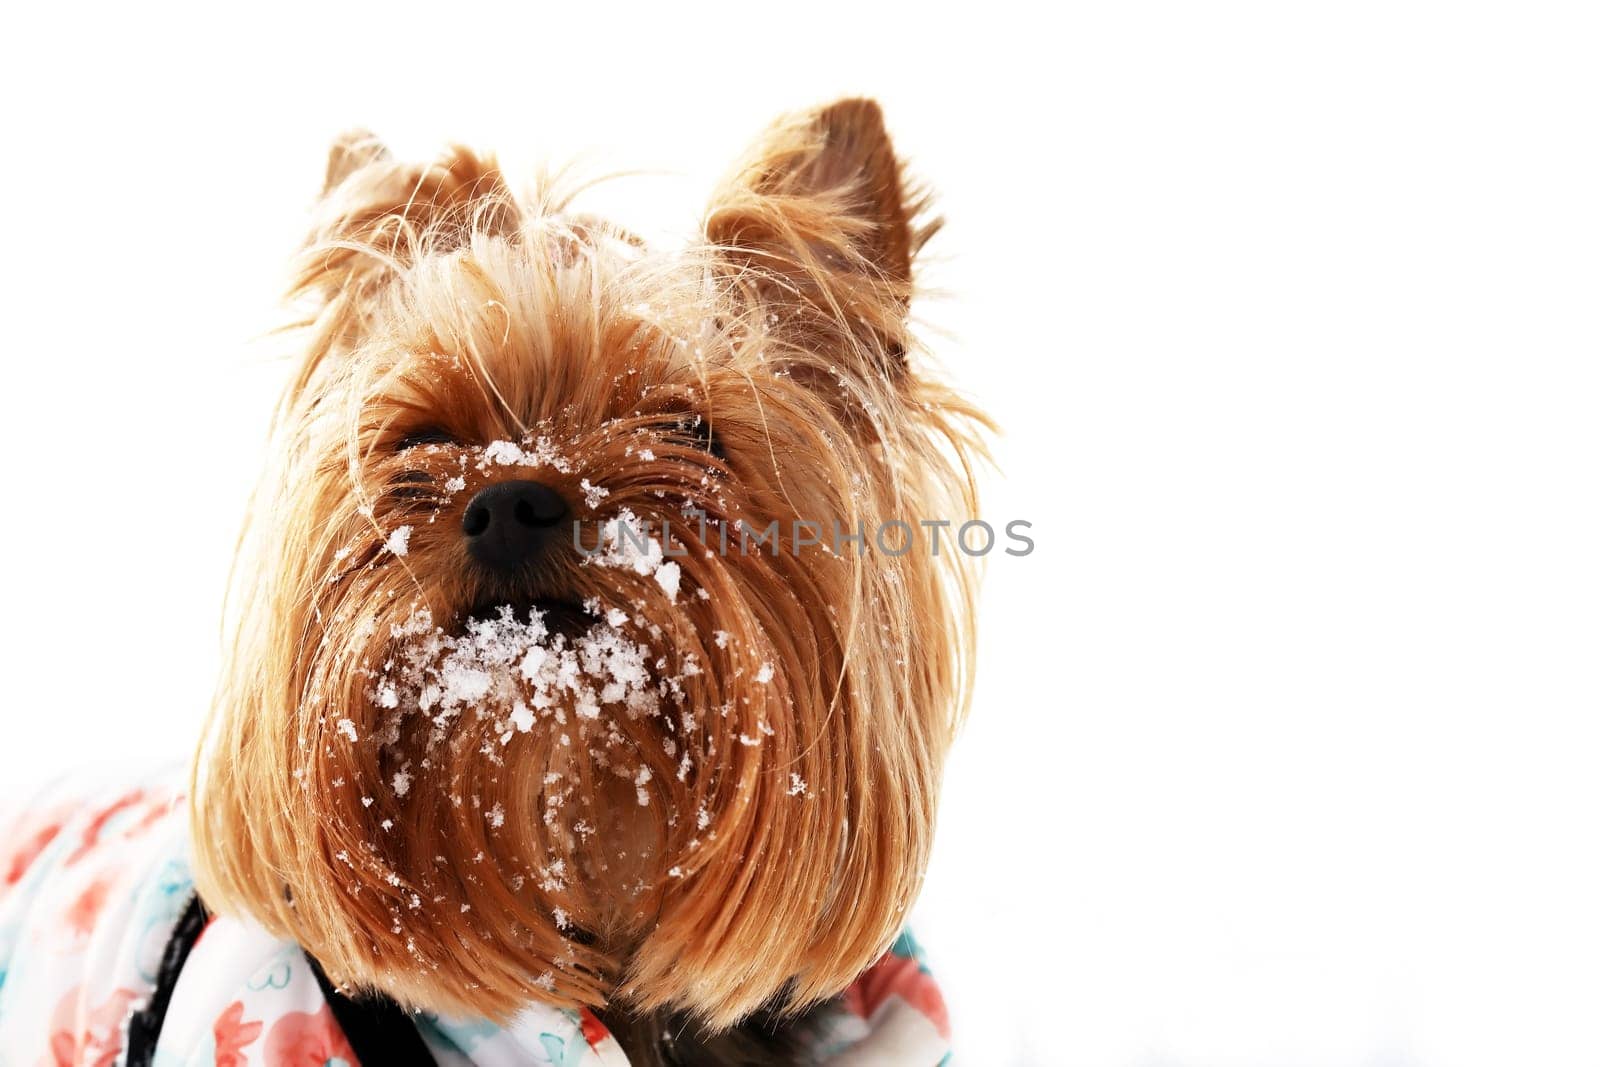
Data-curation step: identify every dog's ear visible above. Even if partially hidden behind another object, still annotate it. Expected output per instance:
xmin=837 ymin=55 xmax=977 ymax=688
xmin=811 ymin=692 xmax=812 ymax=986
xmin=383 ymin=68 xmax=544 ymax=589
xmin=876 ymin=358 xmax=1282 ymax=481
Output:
xmin=705 ymin=98 xmax=936 ymax=380
xmin=300 ymin=130 xmax=515 ymax=301
xmin=286 ymin=132 xmax=517 ymax=396
xmin=322 ymin=129 xmax=393 ymax=194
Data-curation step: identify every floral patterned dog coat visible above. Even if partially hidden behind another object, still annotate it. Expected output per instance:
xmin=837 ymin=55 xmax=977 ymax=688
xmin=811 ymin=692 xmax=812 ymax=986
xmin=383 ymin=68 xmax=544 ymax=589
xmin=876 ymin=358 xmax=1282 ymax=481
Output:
xmin=0 ymin=778 xmax=952 ymax=1066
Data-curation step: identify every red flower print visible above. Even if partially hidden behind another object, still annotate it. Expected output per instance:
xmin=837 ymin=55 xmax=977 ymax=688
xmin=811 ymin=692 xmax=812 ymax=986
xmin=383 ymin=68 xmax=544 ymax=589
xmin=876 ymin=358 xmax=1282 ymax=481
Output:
xmin=213 ymin=1000 xmax=264 ymax=1067
xmin=46 ymin=985 xmax=139 ymax=1067
xmin=265 ymin=1004 xmax=360 ymax=1067
xmin=127 ymin=793 xmax=177 ymax=838
xmin=3 ymin=816 xmax=65 ymax=888
xmin=579 ymin=1007 xmax=612 ymax=1049
xmin=65 ymin=790 xmax=145 ymax=866
xmin=843 ymin=954 xmax=951 ymax=1038
xmin=63 ymin=873 xmax=116 ymax=944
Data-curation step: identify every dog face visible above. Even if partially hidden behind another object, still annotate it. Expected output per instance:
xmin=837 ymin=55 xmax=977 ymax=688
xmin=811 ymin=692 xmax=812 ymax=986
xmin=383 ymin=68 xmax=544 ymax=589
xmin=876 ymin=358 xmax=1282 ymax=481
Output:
xmin=191 ymin=99 xmax=986 ymax=1027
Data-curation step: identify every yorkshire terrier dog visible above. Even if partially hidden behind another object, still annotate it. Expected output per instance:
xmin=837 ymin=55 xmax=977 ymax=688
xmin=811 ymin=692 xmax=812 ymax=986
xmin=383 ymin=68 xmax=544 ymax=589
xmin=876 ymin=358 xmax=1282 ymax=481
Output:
xmin=0 ymin=99 xmax=984 ymax=1065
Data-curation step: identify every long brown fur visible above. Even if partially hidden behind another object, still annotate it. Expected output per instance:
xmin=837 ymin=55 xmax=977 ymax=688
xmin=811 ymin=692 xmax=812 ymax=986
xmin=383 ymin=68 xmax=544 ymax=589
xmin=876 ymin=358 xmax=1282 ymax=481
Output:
xmin=189 ymin=98 xmax=988 ymax=1048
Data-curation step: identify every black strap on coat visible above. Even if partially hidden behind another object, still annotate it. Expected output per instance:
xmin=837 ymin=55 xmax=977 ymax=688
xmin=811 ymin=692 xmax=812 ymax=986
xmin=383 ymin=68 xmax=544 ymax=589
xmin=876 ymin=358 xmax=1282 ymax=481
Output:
xmin=306 ymin=952 xmax=440 ymax=1066
xmin=122 ymin=892 xmax=439 ymax=1067
xmin=124 ymin=893 xmax=209 ymax=1067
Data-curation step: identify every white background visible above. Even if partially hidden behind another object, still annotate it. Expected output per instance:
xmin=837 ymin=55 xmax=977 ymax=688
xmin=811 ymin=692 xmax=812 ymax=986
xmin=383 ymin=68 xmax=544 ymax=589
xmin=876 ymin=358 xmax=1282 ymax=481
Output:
xmin=3 ymin=3 xmax=1598 ymax=1064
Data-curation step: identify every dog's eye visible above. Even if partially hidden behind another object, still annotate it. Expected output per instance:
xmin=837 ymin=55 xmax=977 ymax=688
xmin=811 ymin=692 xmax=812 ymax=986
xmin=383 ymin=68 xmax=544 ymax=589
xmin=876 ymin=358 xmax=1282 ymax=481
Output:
xmin=674 ymin=414 xmax=725 ymax=460
xmin=395 ymin=427 xmax=456 ymax=451
xmin=391 ymin=469 xmax=437 ymax=500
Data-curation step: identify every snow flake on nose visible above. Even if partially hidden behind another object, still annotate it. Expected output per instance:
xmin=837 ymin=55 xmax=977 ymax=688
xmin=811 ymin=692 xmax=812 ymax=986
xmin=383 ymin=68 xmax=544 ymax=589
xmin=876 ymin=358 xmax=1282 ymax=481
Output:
xmin=476 ymin=437 xmax=574 ymax=473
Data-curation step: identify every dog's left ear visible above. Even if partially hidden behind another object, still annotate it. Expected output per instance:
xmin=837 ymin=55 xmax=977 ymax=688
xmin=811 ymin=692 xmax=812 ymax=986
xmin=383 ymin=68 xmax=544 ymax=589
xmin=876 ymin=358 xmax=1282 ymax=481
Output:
xmin=321 ymin=128 xmax=393 ymax=194
xmin=706 ymin=98 xmax=935 ymax=378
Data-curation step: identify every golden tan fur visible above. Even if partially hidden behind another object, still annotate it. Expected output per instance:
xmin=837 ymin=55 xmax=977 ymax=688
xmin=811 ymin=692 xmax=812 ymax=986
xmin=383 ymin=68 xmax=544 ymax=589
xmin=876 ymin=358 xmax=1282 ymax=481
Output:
xmin=189 ymin=98 xmax=988 ymax=1033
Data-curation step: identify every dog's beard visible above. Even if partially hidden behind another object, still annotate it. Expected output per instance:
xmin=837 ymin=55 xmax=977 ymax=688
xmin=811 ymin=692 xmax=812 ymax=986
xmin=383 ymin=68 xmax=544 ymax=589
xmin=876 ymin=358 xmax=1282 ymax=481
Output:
xmin=350 ymin=588 xmax=693 ymax=942
xmin=370 ymin=603 xmax=661 ymax=752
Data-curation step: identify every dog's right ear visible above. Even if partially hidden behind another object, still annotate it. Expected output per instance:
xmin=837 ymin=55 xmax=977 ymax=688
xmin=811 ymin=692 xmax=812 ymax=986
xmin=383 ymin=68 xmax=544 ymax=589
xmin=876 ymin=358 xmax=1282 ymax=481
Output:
xmin=322 ymin=129 xmax=392 ymax=195
xmin=299 ymin=129 xmax=514 ymax=302
xmin=287 ymin=132 xmax=517 ymax=395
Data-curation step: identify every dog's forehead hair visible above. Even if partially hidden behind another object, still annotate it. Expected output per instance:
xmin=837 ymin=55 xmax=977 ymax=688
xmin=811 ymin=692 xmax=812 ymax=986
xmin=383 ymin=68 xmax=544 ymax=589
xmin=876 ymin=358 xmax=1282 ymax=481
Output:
xmin=346 ymin=232 xmax=750 ymax=434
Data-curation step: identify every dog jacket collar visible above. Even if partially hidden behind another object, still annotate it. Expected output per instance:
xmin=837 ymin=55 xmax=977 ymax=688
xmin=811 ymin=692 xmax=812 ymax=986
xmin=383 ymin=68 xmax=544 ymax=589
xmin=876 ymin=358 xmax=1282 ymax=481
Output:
xmin=0 ymin=779 xmax=953 ymax=1065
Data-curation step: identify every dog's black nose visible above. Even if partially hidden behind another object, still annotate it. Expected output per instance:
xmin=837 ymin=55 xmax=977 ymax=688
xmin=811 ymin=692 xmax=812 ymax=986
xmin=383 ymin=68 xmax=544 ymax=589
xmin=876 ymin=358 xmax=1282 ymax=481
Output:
xmin=462 ymin=480 xmax=569 ymax=571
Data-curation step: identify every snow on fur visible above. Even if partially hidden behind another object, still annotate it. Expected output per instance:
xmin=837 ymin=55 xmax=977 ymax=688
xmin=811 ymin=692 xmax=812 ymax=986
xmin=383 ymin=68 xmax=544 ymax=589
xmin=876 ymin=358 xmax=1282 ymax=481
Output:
xmin=369 ymin=605 xmax=660 ymax=759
